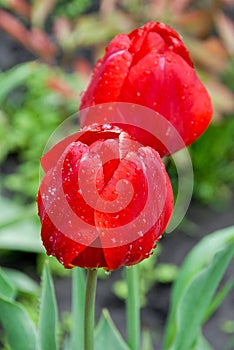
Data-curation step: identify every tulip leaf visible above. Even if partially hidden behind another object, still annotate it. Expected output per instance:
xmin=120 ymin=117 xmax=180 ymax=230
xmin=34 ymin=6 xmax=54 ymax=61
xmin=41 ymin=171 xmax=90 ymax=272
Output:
xmin=0 ymin=196 xmax=43 ymax=253
xmin=2 ymin=267 xmax=39 ymax=295
xmin=71 ymin=267 xmax=86 ymax=350
xmin=193 ymin=333 xmax=214 ymax=350
xmin=0 ymin=218 xmax=43 ymax=252
xmin=0 ymin=63 xmax=34 ymax=104
xmin=95 ymin=309 xmax=130 ymax=350
xmin=142 ymin=330 xmax=154 ymax=350
xmin=203 ymin=277 xmax=234 ymax=323
xmin=39 ymin=262 xmax=58 ymax=350
xmin=0 ymin=267 xmax=16 ymax=300
xmin=0 ymin=296 xmax=38 ymax=350
xmin=164 ymin=225 xmax=234 ymax=350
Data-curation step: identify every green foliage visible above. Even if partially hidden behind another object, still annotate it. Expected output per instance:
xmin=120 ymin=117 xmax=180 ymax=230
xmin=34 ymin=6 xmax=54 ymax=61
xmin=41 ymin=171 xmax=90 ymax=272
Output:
xmin=95 ymin=309 xmax=130 ymax=350
xmin=163 ymin=225 xmax=234 ymax=350
xmin=0 ymin=195 xmax=42 ymax=253
xmin=191 ymin=116 xmax=234 ymax=206
xmin=167 ymin=115 xmax=234 ymax=206
xmin=0 ymin=297 xmax=38 ymax=350
xmin=113 ymin=249 xmax=178 ymax=306
xmin=53 ymin=0 xmax=93 ymax=19
xmin=1 ymin=224 xmax=234 ymax=350
xmin=71 ymin=268 xmax=85 ymax=350
xmin=2 ymin=268 xmax=39 ymax=296
xmin=39 ymin=263 xmax=58 ymax=350
xmin=0 ymin=62 xmax=82 ymax=201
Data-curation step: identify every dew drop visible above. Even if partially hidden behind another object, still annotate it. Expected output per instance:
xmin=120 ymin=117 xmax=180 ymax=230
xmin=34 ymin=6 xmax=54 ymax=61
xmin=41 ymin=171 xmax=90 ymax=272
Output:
xmin=103 ymin=123 xmax=112 ymax=129
xmin=166 ymin=56 xmax=172 ymax=63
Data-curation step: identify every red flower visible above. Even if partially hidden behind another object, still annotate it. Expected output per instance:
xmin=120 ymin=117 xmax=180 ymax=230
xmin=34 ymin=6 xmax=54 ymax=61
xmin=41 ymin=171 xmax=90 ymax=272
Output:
xmin=79 ymin=22 xmax=212 ymax=155
xmin=37 ymin=125 xmax=173 ymax=270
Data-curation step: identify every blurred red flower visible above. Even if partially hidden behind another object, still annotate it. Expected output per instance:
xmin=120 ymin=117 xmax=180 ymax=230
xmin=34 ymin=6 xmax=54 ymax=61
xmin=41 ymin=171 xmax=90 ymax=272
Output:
xmin=80 ymin=22 xmax=213 ymax=155
xmin=37 ymin=125 xmax=173 ymax=270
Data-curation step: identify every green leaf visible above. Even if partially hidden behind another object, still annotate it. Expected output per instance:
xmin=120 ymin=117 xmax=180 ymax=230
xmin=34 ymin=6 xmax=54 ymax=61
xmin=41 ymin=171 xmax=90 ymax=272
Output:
xmin=142 ymin=330 xmax=154 ymax=350
xmin=0 ymin=63 xmax=35 ymax=104
xmin=71 ymin=267 xmax=86 ymax=350
xmin=0 ymin=196 xmax=43 ymax=253
xmin=2 ymin=268 xmax=39 ymax=295
xmin=0 ymin=218 xmax=43 ymax=252
xmin=0 ymin=267 xmax=16 ymax=299
xmin=0 ymin=197 xmax=36 ymax=225
xmin=39 ymin=262 xmax=58 ymax=350
xmin=193 ymin=333 xmax=214 ymax=350
xmin=164 ymin=226 xmax=234 ymax=350
xmin=95 ymin=309 xmax=130 ymax=350
xmin=203 ymin=277 xmax=234 ymax=323
xmin=0 ymin=296 xmax=38 ymax=350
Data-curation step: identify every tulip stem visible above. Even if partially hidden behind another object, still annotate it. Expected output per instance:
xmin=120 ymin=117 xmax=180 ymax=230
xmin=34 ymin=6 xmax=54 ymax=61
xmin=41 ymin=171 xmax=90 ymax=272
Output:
xmin=126 ymin=265 xmax=141 ymax=350
xmin=84 ymin=268 xmax=98 ymax=350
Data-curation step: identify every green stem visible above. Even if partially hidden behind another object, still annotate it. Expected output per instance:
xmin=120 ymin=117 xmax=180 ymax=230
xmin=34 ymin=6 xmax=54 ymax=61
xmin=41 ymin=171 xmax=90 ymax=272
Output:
xmin=84 ymin=269 xmax=98 ymax=350
xmin=126 ymin=265 xmax=141 ymax=350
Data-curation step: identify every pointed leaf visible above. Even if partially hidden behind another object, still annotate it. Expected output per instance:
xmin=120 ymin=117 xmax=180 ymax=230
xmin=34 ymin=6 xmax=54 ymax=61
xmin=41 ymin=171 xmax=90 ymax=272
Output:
xmin=203 ymin=277 xmax=234 ymax=323
xmin=0 ymin=296 xmax=38 ymax=350
xmin=95 ymin=309 xmax=130 ymax=350
xmin=193 ymin=333 xmax=214 ymax=350
xmin=164 ymin=226 xmax=234 ymax=350
xmin=0 ymin=267 xmax=16 ymax=299
xmin=3 ymin=268 xmax=39 ymax=295
xmin=39 ymin=262 xmax=58 ymax=350
xmin=71 ymin=267 xmax=86 ymax=350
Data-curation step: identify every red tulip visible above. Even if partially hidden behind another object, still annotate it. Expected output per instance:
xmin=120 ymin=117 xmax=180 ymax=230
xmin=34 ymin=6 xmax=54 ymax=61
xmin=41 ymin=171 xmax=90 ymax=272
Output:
xmin=37 ymin=125 xmax=173 ymax=270
xmin=79 ymin=22 xmax=213 ymax=155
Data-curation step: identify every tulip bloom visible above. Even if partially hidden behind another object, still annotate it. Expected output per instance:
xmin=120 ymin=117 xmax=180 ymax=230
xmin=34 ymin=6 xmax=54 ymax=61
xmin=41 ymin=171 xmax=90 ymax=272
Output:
xmin=37 ymin=125 xmax=173 ymax=270
xmin=80 ymin=22 xmax=213 ymax=155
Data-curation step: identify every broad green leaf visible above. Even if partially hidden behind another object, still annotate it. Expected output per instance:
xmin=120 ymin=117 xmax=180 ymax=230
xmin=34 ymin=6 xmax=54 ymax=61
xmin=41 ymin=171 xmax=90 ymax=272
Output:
xmin=0 ymin=63 xmax=34 ymax=104
xmin=0 ymin=267 xmax=16 ymax=299
xmin=0 ymin=296 xmax=38 ymax=350
xmin=0 ymin=196 xmax=43 ymax=253
xmin=71 ymin=267 xmax=85 ymax=350
xmin=95 ymin=309 xmax=130 ymax=350
xmin=39 ymin=263 xmax=58 ymax=350
xmin=0 ymin=196 xmax=35 ymax=229
xmin=2 ymin=268 xmax=39 ymax=295
xmin=0 ymin=218 xmax=43 ymax=252
xmin=164 ymin=226 xmax=234 ymax=350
